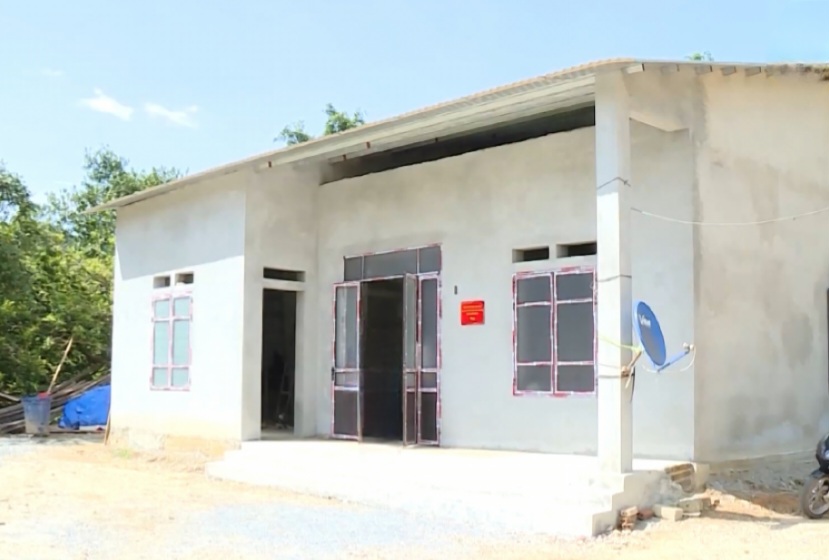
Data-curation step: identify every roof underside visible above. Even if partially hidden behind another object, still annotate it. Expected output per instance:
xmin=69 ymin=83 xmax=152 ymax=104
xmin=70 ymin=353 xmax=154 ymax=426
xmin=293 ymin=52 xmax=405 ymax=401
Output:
xmin=90 ymin=58 xmax=829 ymax=212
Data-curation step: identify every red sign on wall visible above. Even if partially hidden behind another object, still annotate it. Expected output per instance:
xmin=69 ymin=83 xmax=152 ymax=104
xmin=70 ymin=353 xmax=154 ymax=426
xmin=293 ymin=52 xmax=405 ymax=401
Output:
xmin=460 ymin=300 xmax=485 ymax=326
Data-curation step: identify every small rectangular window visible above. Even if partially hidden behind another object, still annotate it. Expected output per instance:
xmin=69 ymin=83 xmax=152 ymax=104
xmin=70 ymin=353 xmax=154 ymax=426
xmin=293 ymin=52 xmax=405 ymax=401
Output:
xmin=513 ymin=247 xmax=550 ymax=263
xmin=263 ymin=268 xmax=305 ymax=282
xmin=151 ymin=294 xmax=192 ymax=390
xmin=153 ymin=276 xmax=171 ymax=289
xmin=175 ymin=272 xmax=194 ymax=285
xmin=556 ymin=242 xmax=597 ymax=258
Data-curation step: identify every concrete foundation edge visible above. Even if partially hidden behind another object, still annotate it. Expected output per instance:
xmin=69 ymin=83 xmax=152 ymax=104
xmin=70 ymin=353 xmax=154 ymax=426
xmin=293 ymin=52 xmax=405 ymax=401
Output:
xmin=108 ymin=427 xmax=239 ymax=456
xmin=701 ymin=450 xmax=813 ymax=475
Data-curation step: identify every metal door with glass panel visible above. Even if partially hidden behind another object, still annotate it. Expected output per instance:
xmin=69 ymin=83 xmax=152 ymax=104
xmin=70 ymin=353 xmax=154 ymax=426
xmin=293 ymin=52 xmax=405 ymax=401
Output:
xmin=332 ymin=282 xmax=362 ymax=440
xmin=402 ymin=274 xmax=440 ymax=446
xmin=402 ymin=275 xmax=418 ymax=445
xmin=417 ymin=275 xmax=439 ymax=444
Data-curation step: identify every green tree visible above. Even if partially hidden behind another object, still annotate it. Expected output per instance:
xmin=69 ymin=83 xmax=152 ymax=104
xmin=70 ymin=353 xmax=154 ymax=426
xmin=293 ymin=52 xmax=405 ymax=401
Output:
xmin=322 ymin=103 xmax=365 ymax=136
xmin=0 ymin=149 xmax=180 ymax=395
xmin=0 ymin=168 xmax=40 ymax=392
xmin=687 ymin=51 xmax=714 ymax=61
xmin=0 ymin=168 xmax=95 ymax=394
xmin=277 ymin=122 xmax=313 ymax=146
xmin=47 ymin=149 xmax=180 ymax=262
xmin=276 ymin=103 xmax=365 ymax=145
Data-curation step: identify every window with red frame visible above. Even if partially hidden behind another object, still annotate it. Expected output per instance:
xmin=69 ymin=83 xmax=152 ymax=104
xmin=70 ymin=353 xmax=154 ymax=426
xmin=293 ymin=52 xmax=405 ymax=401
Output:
xmin=513 ymin=269 xmax=596 ymax=394
xmin=152 ymin=294 xmax=192 ymax=389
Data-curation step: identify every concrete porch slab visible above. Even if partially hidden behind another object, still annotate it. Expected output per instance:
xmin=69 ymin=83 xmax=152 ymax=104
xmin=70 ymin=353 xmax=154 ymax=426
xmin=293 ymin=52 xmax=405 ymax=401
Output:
xmin=205 ymin=439 xmax=683 ymax=538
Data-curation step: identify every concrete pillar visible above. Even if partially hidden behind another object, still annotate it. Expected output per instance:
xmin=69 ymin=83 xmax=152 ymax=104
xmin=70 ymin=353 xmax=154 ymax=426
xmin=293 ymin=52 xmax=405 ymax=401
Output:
xmin=241 ymin=172 xmax=264 ymax=441
xmin=293 ymin=286 xmax=317 ymax=437
xmin=595 ymin=71 xmax=634 ymax=474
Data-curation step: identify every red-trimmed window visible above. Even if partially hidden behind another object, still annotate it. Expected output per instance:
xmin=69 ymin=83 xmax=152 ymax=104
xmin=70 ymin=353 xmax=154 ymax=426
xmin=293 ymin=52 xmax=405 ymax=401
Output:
xmin=151 ymin=294 xmax=192 ymax=390
xmin=513 ymin=268 xmax=596 ymax=395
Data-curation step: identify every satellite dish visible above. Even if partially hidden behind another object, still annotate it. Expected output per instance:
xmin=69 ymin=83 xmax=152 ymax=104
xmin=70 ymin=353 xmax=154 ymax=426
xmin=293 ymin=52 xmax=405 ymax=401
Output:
xmin=632 ymin=300 xmax=694 ymax=372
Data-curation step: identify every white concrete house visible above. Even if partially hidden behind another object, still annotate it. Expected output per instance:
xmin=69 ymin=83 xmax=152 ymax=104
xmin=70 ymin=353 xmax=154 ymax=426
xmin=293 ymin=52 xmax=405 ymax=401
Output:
xmin=94 ymin=58 xmax=829 ymax=476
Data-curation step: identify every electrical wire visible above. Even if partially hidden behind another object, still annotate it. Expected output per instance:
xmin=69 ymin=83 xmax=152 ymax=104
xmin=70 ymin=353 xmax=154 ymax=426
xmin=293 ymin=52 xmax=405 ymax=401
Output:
xmin=598 ymin=175 xmax=829 ymax=226
xmin=598 ymin=333 xmax=640 ymax=351
xmin=595 ymin=339 xmax=695 ymax=404
xmin=597 ymin=333 xmax=696 ymax=374
xmin=632 ymin=206 xmax=829 ymax=227
xmin=591 ymin=174 xmax=807 ymax=385
xmin=633 ymin=347 xmax=696 ymax=374
xmin=594 ymin=177 xmax=770 ymax=392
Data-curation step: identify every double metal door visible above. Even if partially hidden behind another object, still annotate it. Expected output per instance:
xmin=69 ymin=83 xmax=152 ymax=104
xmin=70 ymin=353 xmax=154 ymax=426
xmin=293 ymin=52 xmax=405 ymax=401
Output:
xmin=331 ymin=275 xmax=439 ymax=445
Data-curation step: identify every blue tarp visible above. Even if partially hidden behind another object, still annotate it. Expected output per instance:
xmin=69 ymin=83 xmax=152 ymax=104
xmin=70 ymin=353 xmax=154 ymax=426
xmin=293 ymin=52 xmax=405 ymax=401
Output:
xmin=58 ymin=384 xmax=110 ymax=429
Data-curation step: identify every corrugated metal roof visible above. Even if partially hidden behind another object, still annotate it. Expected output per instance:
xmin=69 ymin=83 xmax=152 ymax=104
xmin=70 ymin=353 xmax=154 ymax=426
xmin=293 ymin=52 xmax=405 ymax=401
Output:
xmin=88 ymin=58 xmax=829 ymax=213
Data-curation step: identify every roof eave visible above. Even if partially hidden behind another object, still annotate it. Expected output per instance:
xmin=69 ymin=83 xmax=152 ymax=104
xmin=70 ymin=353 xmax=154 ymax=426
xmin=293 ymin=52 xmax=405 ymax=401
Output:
xmin=86 ymin=60 xmax=637 ymax=214
xmin=89 ymin=57 xmax=829 ymax=214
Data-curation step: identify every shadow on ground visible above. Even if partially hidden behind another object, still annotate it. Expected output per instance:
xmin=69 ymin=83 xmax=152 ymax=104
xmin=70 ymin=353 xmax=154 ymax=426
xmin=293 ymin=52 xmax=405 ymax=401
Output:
xmin=699 ymin=485 xmax=825 ymax=533
xmin=729 ymin=489 xmax=800 ymax=515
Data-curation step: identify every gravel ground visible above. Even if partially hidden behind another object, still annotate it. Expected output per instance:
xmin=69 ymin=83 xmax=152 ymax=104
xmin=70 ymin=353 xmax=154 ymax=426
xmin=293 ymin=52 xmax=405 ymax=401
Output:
xmin=0 ymin=437 xmax=825 ymax=559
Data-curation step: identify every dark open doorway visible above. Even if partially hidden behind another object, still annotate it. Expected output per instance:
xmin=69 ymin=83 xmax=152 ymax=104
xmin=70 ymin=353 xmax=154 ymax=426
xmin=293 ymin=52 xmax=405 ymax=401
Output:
xmin=361 ymin=279 xmax=404 ymax=441
xmin=261 ymin=289 xmax=297 ymax=431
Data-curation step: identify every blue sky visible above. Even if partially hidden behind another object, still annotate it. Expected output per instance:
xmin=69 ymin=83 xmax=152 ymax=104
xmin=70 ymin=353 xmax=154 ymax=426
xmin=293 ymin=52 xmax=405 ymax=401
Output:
xmin=1 ymin=0 xmax=827 ymax=201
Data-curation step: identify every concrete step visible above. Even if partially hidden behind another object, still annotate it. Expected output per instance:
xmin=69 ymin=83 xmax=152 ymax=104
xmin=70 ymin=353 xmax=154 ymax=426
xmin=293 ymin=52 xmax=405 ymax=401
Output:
xmin=205 ymin=455 xmax=618 ymax=538
xmin=227 ymin=443 xmax=622 ymax=488
xmin=204 ymin=441 xmax=674 ymax=537
xmin=216 ymin=450 xmax=616 ymax=499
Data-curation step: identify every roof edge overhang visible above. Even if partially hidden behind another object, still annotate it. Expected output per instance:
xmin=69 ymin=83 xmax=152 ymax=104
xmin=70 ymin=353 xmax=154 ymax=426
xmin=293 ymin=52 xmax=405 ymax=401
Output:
xmin=87 ymin=58 xmax=829 ymax=213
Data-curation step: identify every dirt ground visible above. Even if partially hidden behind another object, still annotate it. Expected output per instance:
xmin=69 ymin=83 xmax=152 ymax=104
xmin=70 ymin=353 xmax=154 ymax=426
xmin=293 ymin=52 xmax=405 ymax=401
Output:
xmin=0 ymin=438 xmax=824 ymax=559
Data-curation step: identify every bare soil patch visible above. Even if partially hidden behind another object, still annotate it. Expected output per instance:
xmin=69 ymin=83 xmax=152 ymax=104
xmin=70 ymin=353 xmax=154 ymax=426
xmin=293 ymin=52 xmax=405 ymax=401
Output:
xmin=0 ymin=440 xmax=824 ymax=560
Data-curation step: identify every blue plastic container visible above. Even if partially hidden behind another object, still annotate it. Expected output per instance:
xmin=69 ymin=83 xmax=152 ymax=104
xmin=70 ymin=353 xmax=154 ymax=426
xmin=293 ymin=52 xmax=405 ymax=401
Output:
xmin=21 ymin=394 xmax=52 ymax=436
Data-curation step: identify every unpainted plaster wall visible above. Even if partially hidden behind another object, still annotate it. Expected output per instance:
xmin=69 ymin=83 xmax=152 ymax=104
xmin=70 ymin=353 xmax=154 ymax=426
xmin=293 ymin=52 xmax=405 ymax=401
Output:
xmin=693 ymin=71 xmax=829 ymax=462
xmin=110 ymin=172 xmax=247 ymax=449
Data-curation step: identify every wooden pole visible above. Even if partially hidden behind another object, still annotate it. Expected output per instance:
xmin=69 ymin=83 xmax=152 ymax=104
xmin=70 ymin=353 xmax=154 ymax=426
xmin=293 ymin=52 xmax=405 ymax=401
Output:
xmin=103 ymin=412 xmax=111 ymax=445
xmin=47 ymin=337 xmax=74 ymax=395
xmin=0 ymin=391 xmax=20 ymax=403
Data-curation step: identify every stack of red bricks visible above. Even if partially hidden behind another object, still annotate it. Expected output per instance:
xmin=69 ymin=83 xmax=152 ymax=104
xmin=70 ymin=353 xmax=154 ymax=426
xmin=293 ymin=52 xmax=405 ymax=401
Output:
xmin=665 ymin=462 xmax=697 ymax=493
xmin=617 ymin=506 xmax=657 ymax=531
xmin=618 ymin=506 xmax=639 ymax=531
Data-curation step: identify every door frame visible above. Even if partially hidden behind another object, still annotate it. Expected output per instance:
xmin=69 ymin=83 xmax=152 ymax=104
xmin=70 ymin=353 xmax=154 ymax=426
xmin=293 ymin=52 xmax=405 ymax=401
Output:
xmin=402 ymin=274 xmax=418 ymax=446
xmin=330 ymin=281 xmax=362 ymax=440
xmin=416 ymin=272 xmax=440 ymax=445
xmin=329 ymin=272 xmax=442 ymax=446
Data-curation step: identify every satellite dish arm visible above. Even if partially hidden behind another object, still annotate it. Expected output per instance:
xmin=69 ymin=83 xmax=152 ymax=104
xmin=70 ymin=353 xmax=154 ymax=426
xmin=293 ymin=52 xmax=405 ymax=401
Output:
xmin=654 ymin=343 xmax=695 ymax=372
